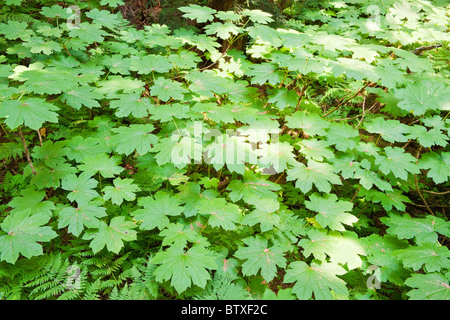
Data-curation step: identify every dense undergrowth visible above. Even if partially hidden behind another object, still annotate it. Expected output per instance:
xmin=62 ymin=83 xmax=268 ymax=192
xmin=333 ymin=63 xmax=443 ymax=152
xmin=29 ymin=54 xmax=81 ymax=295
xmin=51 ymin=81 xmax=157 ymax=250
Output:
xmin=0 ymin=0 xmax=449 ymax=300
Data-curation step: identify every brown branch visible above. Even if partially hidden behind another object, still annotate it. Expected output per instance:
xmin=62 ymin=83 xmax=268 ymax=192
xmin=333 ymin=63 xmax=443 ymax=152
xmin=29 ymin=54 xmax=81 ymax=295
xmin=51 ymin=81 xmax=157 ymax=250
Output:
xmin=414 ymin=146 xmax=434 ymax=216
xmin=412 ymin=44 xmax=442 ymax=55
xmin=323 ymin=82 xmax=373 ymax=117
xmin=294 ymin=84 xmax=308 ymax=112
xmin=17 ymin=126 xmax=36 ymax=175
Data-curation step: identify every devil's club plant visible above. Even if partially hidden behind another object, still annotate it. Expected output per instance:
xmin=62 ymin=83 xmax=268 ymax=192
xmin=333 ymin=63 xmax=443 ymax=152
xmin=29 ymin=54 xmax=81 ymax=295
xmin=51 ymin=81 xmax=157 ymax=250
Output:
xmin=0 ymin=0 xmax=449 ymax=300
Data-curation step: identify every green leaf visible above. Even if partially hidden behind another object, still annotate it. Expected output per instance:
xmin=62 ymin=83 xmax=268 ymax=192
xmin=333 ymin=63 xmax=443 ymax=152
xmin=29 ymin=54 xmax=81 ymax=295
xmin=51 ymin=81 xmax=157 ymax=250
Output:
xmin=375 ymin=147 xmax=420 ymax=180
xmin=353 ymin=159 xmax=393 ymax=192
xmin=235 ymin=236 xmax=287 ymax=282
xmin=133 ymin=191 xmax=184 ymax=231
xmin=23 ymin=36 xmax=61 ymax=55
xmin=68 ymin=23 xmax=108 ymax=44
xmin=8 ymin=188 xmax=55 ymax=216
xmin=109 ymin=94 xmax=154 ymax=118
xmin=242 ymin=9 xmax=274 ymax=24
xmin=150 ymin=103 xmax=190 ymax=122
xmin=305 ymin=193 xmax=356 ymax=231
xmin=103 ymin=178 xmax=140 ymax=205
xmin=267 ymin=87 xmax=299 ymax=110
xmin=110 ymin=124 xmax=158 ymax=156
xmin=298 ymin=139 xmax=334 ymax=162
xmin=78 ymin=153 xmax=124 ymax=178
xmin=204 ymin=22 xmax=241 ymax=40
xmin=159 ymin=223 xmax=200 ymax=247
xmin=179 ymin=5 xmax=217 ymax=23
xmin=197 ymin=198 xmax=242 ymax=231
xmin=419 ymin=152 xmax=450 ymax=184
xmin=83 ymin=216 xmax=137 ymax=254
xmin=130 ymin=54 xmax=173 ymax=74
xmin=226 ymin=171 xmax=281 ymax=206
xmin=0 ymin=21 xmax=31 ymax=40
xmin=0 ymin=98 xmax=59 ymax=130
xmin=284 ymin=261 xmax=348 ymax=300
xmin=241 ymin=198 xmax=280 ymax=232
xmin=285 ymin=112 xmax=330 ymax=137
xmin=100 ymin=0 xmax=124 ymax=7
xmin=61 ymin=172 xmax=99 ymax=203
xmin=381 ymin=214 xmax=450 ymax=245
xmin=365 ymin=117 xmax=409 ymax=143
xmin=247 ymin=63 xmax=284 ymax=86
xmin=394 ymin=82 xmax=443 ymax=116
xmin=60 ymin=86 xmax=103 ymax=110
xmin=286 ymin=160 xmax=342 ymax=194
xmin=326 ymin=123 xmax=359 ymax=152
xmin=393 ymin=243 xmax=450 ymax=273
xmin=150 ymin=77 xmax=188 ymax=102
xmin=405 ymin=273 xmax=450 ymax=300
xmin=185 ymin=70 xmax=229 ymax=98
xmin=257 ymin=141 xmax=297 ymax=173
xmin=58 ymin=201 xmax=107 ymax=237
xmin=0 ymin=209 xmax=57 ymax=264
xmin=359 ymin=188 xmax=411 ymax=211
xmin=406 ymin=125 xmax=448 ymax=148
xmin=152 ymin=245 xmax=219 ymax=293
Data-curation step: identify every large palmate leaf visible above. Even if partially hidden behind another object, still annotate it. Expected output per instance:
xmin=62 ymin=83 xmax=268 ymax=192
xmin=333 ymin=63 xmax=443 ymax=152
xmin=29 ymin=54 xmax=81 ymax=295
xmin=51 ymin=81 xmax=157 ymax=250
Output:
xmin=110 ymin=124 xmax=158 ymax=156
xmin=405 ymin=273 xmax=450 ymax=300
xmin=419 ymin=152 xmax=450 ymax=184
xmin=382 ymin=214 xmax=450 ymax=245
xmin=78 ymin=153 xmax=124 ymax=178
xmin=375 ymin=147 xmax=420 ymax=180
xmin=0 ymin=209 xmax=57 ymax=263
xmin=365 ymin=117 xmax=409 ymax=143
xmin=286 ymin=160 xmax=342 ymax=194
xmin=305 ymin=193 xmax=356 ymax=231
xmin=83 ymin=216 xmax=137 ymax=254
xmin=284 ymin=261 xmax=349 ymax=300
xmin=133 ymin=191 xmax=184 ymax=231
xmin=234 ymin=236 xmax=287 ymax=282
xmin=58 ymin=201 xmax=107 ymax=237
xmin=392 ymin=243 xmax=450 ymax=273
xmin=61 ymin=172 xmax=99 ymax=203
xmin=152 ymin=244 xmax=219 ymax=293
xmin=102 ymin=178 xmax=140 ymax=205
xmin=197 ymin=197 xmax=242 ymax=231
xmin=0 ymin=98 xmax=59 ymax=130
xmin=178 ymin=4 xmax=216 ymax=23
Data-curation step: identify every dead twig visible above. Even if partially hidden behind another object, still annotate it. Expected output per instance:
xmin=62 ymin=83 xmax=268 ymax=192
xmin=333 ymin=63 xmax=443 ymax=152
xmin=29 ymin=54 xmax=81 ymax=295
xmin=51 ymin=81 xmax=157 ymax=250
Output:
xmin=17 ymin=126 xmax=36 ymax=175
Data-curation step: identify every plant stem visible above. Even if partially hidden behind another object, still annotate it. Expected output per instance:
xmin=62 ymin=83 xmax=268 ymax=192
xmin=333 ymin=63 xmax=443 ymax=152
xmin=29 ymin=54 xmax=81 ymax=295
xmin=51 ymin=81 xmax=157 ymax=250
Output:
xmin=17 ymin=126 xmax=36 ymax=175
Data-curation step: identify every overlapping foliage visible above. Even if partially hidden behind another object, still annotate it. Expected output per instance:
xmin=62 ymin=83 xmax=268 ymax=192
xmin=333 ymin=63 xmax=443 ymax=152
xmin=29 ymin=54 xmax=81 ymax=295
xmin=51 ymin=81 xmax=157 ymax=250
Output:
xmin=0 ymin=0 xmax=449 ymax=300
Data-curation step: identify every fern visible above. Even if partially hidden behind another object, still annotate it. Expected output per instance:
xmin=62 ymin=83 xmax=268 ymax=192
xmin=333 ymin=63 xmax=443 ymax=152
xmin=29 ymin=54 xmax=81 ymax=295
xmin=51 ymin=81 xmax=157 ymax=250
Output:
xmin=193 ymin=273 xmax=253 ymax=300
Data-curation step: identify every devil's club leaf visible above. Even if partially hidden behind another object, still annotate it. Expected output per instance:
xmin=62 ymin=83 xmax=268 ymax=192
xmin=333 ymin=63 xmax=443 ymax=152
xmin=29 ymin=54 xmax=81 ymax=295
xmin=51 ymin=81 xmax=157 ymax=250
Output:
xmin=197 ymin=198 xmax=242 ymax=231
xmin=234 ymin=236 xmax=287 ymax=282
xmin=152 ymin=245 xmax=219 ymax=293
xmin=133 ymin=191 xmax=184 ymax=231
xmin=305 ymin=193 xmax=356 ymax=231
xmin=83 ymin=216 xmax=137 ymax=254
xmin=381 ymin=214 xmax=450 ymax=245
xmin=284 ymin=261 xmax=349 ymax=300
xmin=58 ymin=202 xmax=107 ymax=237
xmin=110 ymin=124 xmax=158 ymax=156
xmin=419 ymin=152 xmax=450 ymax=184
xmin=78 ymin=153 xmax=124 ymax=178
xmin=0 ymin=209 xmax=57 ymax=263
xmin=102 ymin=178 xmax=140 ymax=205
xmin=0 ymin=98 xmax=59 ymax=130
xmin=286 ymin=160 xmax=342 ymax=194
xmin=178 ymin=5 xmax=216 ymax=23
xmin=405 ymin=273 xmax=450 ymax=300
